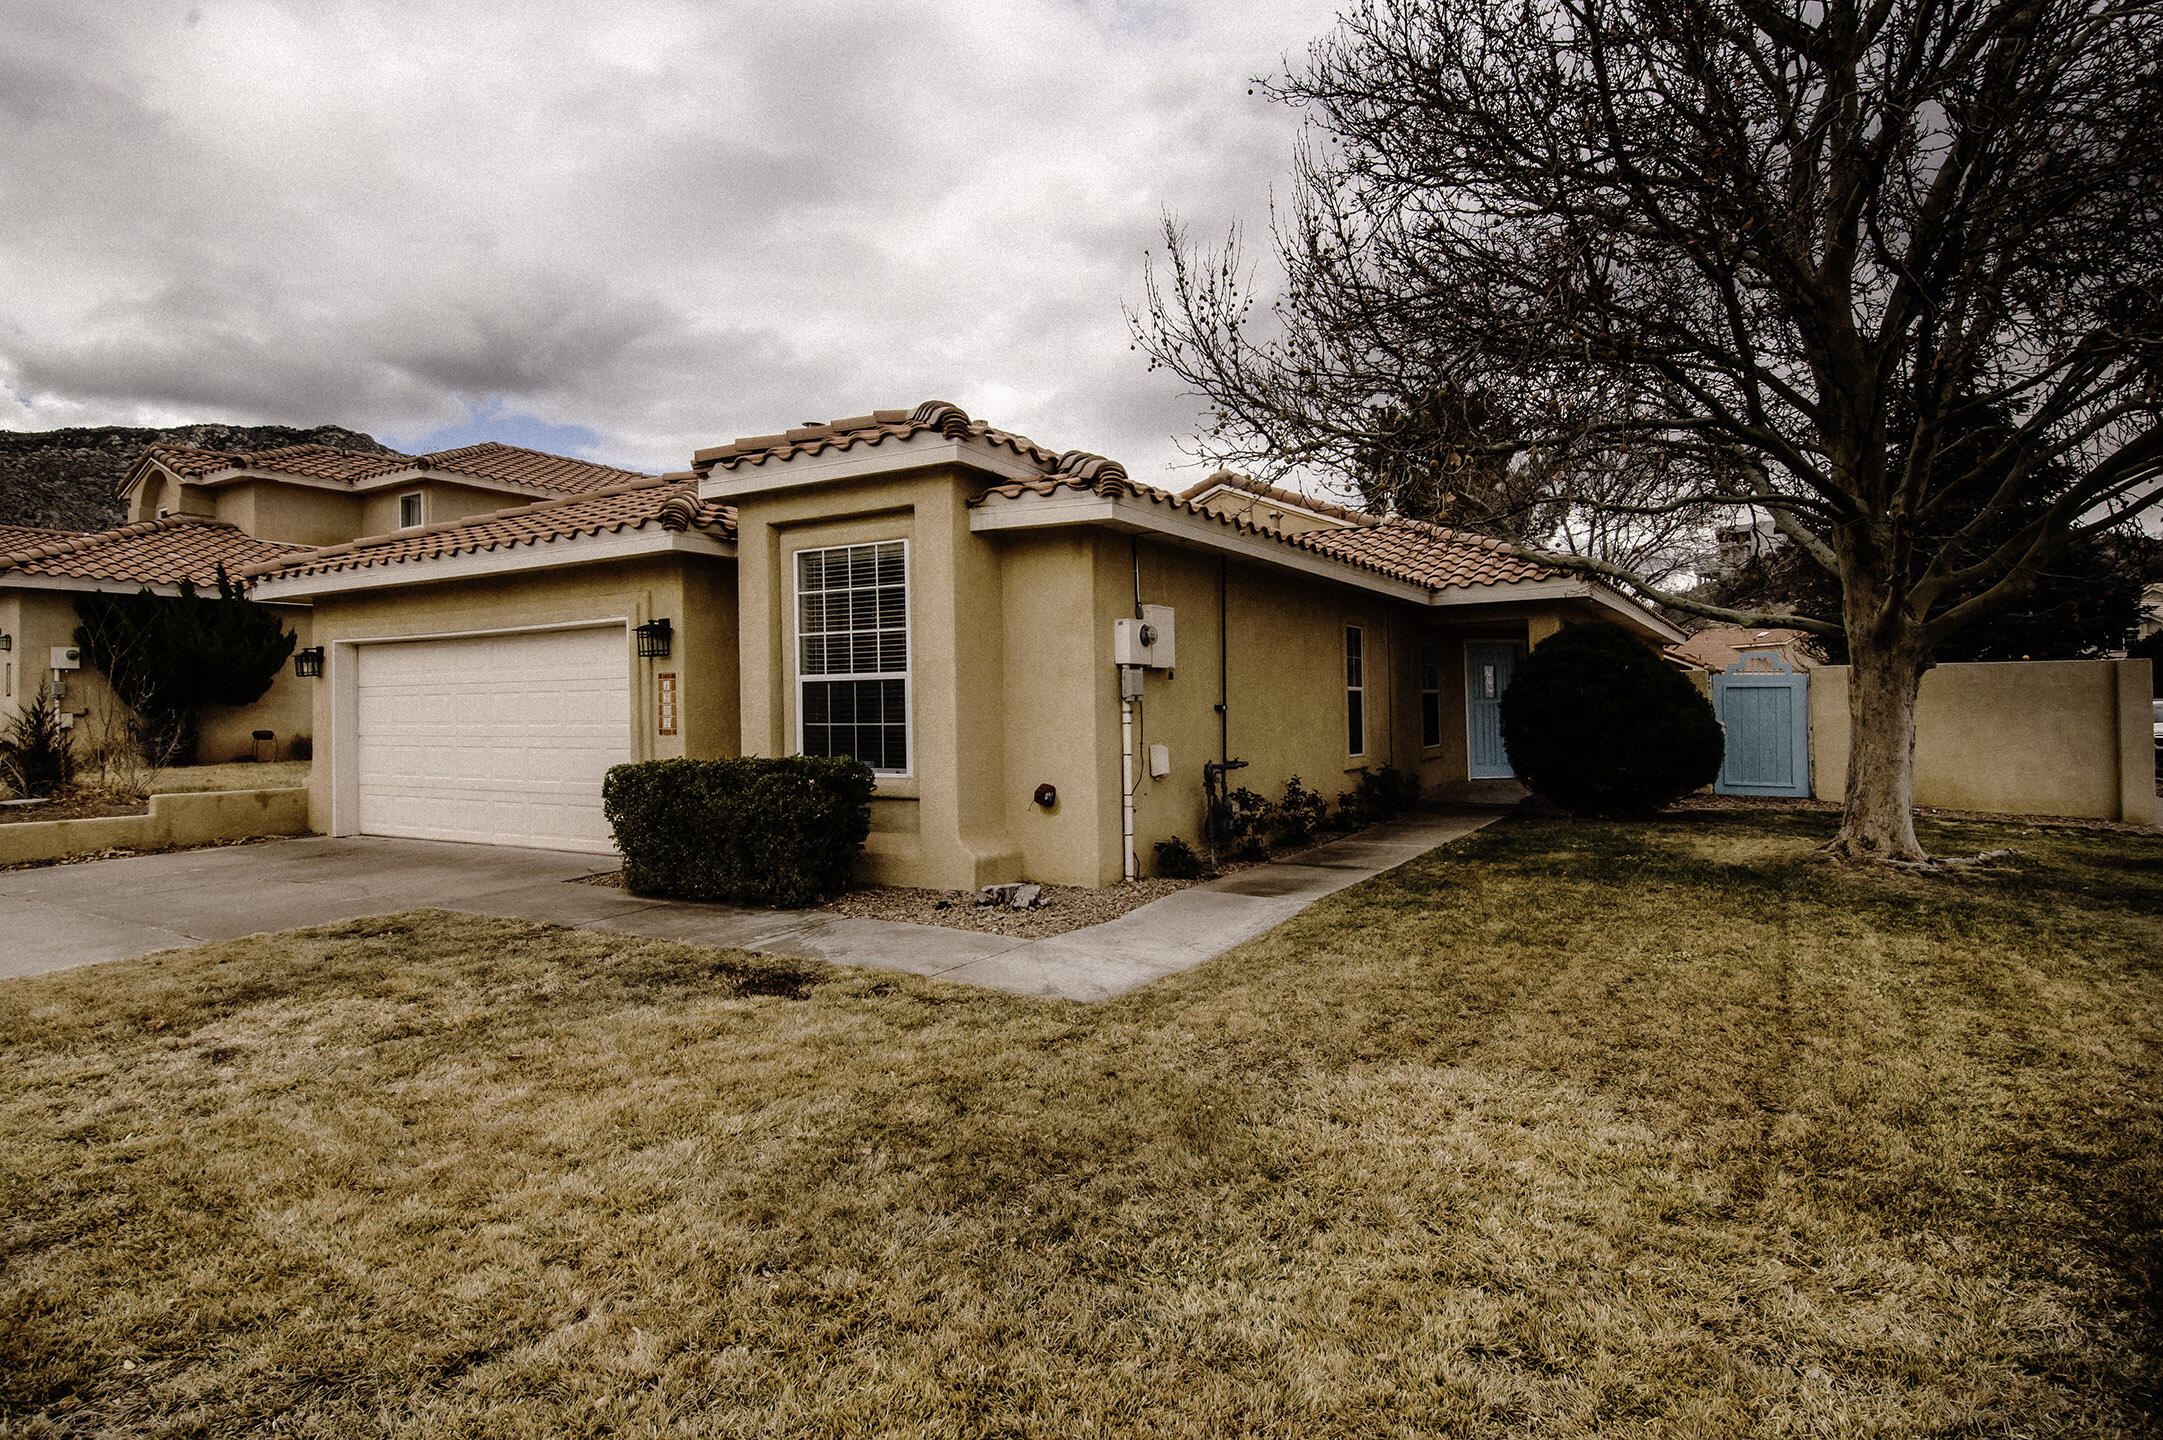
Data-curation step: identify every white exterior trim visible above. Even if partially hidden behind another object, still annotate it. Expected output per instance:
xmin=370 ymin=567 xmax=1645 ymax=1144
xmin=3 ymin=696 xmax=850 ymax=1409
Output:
xmin=327 ymin=617 xmax=631 ymax=840
xmin=699 ymin=433 xmax=1045 ymax=503
xmin=251 ymin=528 xmax=734 ymax=601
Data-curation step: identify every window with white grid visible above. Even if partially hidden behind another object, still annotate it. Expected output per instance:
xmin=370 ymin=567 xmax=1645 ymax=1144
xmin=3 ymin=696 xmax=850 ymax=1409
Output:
xmin=795 ymin=540 xmax=909 ymax=774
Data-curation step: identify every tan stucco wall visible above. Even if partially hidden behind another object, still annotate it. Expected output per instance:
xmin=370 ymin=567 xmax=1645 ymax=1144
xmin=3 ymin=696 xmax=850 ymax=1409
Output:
xmin=216 ymin=481 xmax=363 ymax=547
xmin=129 ymin=470 xmax=565 ymax=546
xmin=299 ymin=554 xmax=737 ymax=836
xmin=358 ymin=480 xmax=532 ymax=537
xmin=733 ymin=466 xmax=1026 ymax=891
xmin=0 ymin=787 xmax=310 ymax=866
xmin=3 ymin=586 xmax=314 ymax=769
xmin=1811 ymin=658 xmax=2156 ymax=823
xmin=198 ymin=605 xmax=314 ymax=762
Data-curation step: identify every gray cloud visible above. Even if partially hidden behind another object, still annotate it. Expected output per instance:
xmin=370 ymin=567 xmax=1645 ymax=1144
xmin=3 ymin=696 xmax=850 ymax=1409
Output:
xmin=0 ymin=0 xmax=1334 ymax=480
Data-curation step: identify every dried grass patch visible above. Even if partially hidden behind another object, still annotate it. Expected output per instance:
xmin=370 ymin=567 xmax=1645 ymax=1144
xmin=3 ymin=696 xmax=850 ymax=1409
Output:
xmin=1 ymin=811 xmax=2157 ymax=1437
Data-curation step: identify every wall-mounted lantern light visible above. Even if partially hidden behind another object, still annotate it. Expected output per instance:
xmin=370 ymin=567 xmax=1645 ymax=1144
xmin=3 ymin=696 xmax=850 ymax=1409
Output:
xmin=635 ymin=618 xmax=673 ymax=659
xmin=0 ymin=633 xmax=11 ymax=651
xmin=293 ymin=646 xmax=325 ymax=678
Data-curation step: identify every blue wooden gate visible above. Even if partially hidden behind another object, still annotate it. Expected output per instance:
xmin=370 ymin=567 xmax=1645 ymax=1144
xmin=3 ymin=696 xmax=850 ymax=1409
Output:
xmin=1712 ymin=658 xmax=1812 ymax=796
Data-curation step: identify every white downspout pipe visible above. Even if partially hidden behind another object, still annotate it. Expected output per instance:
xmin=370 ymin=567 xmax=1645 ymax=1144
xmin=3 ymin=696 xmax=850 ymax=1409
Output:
xmin=1119 ymin=667 xmax=1139 ymax=882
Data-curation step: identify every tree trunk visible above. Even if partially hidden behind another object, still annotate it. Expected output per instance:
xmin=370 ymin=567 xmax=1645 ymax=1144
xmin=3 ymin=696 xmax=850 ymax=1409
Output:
xmin=1826 ymin=636 xmax=1931 ymax=863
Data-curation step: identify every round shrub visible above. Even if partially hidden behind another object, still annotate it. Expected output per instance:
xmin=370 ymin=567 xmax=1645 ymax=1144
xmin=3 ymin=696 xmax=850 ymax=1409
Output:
xmin=1497 ymin=622 xmax=1723 ymax=813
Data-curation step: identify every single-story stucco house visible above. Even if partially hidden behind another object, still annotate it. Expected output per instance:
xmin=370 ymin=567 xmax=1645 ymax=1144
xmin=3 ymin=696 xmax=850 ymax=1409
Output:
xmin=0 ymin=440 xmax=652 ymax=763
xmin=239 ymin=401 xmax=1682 ymax=889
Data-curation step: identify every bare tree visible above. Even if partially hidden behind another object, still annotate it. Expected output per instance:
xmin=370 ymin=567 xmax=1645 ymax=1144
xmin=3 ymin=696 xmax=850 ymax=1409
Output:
xmin=1140 ymin=0 xmax=2163 ymax=862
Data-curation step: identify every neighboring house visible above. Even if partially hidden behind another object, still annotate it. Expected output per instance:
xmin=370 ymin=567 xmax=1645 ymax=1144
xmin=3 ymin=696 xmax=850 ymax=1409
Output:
xmin=1 ymin=441 xmax=650 ymax=764
xmin=2141 ymin=582 xmax=2162 ymax=640
xmin=1669 ymin=627 xmax=1823 ymax=674
xmin=245 ymin=401 xmax=1683 ymax=888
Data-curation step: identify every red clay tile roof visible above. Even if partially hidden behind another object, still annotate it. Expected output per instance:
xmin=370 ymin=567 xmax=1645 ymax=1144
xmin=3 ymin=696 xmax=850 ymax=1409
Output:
xmin=700 ymin=402 xmax=1566 ymax=596
xmin=1174 ymin=471 xmax=1378 ymax=528
xmin=1668 ymin=627 xmax=1822 ymax=672
xmin=0 ymin=516 xmax=308 ymax=587
xmin=0 ymin=524 xmax=80 ymax=554
xmin=243 ymin=480 xmax=735 ymax=582
xmin=1302 ymin=517 xmax=1558 ymax=589
xmin=695 ymin=400 xmax=1068 ymax=472
xmin=975 ymin=470 xmax=1565 ymax=594
xmin=133 ymin=440 xmax=646 ymax=497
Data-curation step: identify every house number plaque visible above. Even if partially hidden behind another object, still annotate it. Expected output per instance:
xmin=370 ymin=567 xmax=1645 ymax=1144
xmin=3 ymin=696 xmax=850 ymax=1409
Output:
xmin=657 ymin=673 xmax=677 ymax=736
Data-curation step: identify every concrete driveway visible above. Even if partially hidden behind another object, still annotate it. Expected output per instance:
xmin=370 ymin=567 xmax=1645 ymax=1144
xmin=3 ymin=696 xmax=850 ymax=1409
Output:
xmin=2 ymin=812 xmax=1498 ymax=999
xmin=0 ymin=836 xmax=627 ymax=980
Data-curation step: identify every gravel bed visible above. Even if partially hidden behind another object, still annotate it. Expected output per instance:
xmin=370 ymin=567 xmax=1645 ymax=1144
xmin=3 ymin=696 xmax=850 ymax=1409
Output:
xmin=0 ymin=790 xmax=149 ymax=826
xmin=823 ymin=878 xmax=1201 ymax=938
xmin=577 ymin=869 xmax=1207 ymax=936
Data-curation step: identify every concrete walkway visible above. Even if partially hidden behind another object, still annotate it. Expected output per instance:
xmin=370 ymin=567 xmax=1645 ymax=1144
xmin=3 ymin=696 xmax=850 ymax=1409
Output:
xmin=1 ymin=810 xmax=1497 ymax=1000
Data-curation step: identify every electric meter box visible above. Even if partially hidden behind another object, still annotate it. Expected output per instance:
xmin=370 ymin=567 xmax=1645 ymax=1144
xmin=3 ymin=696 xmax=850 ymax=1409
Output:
xmin=50 ymin=645 xmax=80 ymax=670
xmin=1112 ymin=605 xmax=1176 ymax=669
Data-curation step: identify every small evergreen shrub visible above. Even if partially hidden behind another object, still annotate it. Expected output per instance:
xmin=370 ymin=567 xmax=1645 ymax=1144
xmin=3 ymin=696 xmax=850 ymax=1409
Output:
xmin=1338 ymin=764 xmax=1422 ymax=825
xmin=72 ymin=568 xmax=296 ymax=765
xmin=602 ymin=756 xmax=875 ymax=907
xmin=1153 ymin=836 xmax=1207 ymax=879
xmin=0 ymin=685 xmax=76 ymax=797
xmin=1272 ymin=775 xmax=1330 ymax=847
xmin=1226 ymin=786 xmax=1276 ymax=843
xmin=1498 ymin=622 xmax=1724 ymax=814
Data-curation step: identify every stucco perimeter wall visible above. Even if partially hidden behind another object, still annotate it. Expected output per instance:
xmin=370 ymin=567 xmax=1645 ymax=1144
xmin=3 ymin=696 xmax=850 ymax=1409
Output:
xmin=299 ymin=554 xmax=737 ymax=836
xmin=0 ymin=787 xmax=310 ymax=866
xmin=1811 ymin=658 xmax=2155 ymax=823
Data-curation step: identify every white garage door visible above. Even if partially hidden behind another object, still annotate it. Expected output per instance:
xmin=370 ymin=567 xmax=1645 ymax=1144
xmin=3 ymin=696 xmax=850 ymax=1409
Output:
xmin=355 ymin=626 xmax=629 ymax=852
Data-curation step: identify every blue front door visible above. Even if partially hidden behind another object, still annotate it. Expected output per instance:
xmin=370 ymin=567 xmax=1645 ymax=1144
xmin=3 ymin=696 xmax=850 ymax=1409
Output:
xmin=1465 ymin=641 xmax=1521 ymax=778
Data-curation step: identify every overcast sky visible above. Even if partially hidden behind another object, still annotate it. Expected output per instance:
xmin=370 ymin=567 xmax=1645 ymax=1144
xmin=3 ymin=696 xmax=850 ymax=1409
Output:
xmin=0 ymin=0 xmax=1341 ymax=484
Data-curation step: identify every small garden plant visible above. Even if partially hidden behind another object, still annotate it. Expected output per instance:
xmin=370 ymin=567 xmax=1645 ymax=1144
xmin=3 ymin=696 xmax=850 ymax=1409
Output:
xmin=0 ymin=685 xmax=75 ymax=798
xmin=1151 ymin=836 xmax=1207 ymax=879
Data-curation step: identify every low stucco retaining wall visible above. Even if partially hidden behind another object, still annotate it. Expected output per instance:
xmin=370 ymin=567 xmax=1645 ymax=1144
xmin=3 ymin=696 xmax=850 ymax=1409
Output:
xmin=0 ymin=787 xmax=313 ymax=866
xmin=1810 ymin=658 xmax=2155 ymax=824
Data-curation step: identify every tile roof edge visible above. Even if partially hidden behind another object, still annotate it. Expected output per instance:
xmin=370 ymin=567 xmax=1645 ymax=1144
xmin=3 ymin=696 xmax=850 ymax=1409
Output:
xmin=237 ymin=477 xmax=725 ymax=580
xmin=0 ymin=514 xmax=237 ymax=570
xmin=1174 ymin=471 xmax=1381 ymax=527
xmin=971 ymin=475 xmax=1432 ymax=590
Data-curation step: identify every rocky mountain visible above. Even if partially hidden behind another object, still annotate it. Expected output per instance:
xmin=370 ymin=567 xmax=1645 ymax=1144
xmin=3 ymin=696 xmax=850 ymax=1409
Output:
xmin=0 ymin=424 xmax=399 ymax=534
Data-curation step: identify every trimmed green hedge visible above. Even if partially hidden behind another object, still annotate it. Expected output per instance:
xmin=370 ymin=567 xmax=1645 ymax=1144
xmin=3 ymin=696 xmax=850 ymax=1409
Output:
xmin=602 ymin=756 xmax=876 ymax=907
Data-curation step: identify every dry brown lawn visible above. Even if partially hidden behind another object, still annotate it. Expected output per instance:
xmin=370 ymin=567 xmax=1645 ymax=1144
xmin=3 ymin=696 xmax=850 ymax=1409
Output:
xmin=144 ymin=761 xmax=311 ymax=794
xmin=1 ymin=812 xmax=2157 ymax=1437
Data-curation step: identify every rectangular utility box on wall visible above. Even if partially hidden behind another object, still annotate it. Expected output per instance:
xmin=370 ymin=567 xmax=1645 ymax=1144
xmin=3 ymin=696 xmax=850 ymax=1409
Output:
xmin=1113 ymin=605 xmax=1176 ymax=669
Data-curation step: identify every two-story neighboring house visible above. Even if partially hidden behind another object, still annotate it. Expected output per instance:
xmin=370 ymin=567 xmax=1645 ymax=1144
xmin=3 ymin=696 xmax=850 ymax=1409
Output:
xmin=0 ymin=442 xmax=650 ymax=765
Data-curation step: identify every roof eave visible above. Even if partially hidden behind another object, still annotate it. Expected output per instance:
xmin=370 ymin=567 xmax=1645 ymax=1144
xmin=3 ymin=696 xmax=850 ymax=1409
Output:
xmin=698 ymin=432 xmax=1046 ymax=504
xmin=249 ymin=527 xmax=736 ymax=601
xmin=969 ymin=488 xmax=1438 ymax=606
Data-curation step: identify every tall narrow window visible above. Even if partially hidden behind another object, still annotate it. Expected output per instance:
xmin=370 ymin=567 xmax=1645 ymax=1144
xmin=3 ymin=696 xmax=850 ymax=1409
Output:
xmin=796 ymin=540 xmax=909 ymax=773
xmin=1346 ymin=624 xmax=1366 ymax=757
xmin=398 ymin=492 xmax=423 ymax=529
xmin=1419 ymin=639 xmax=1442 ymax=747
